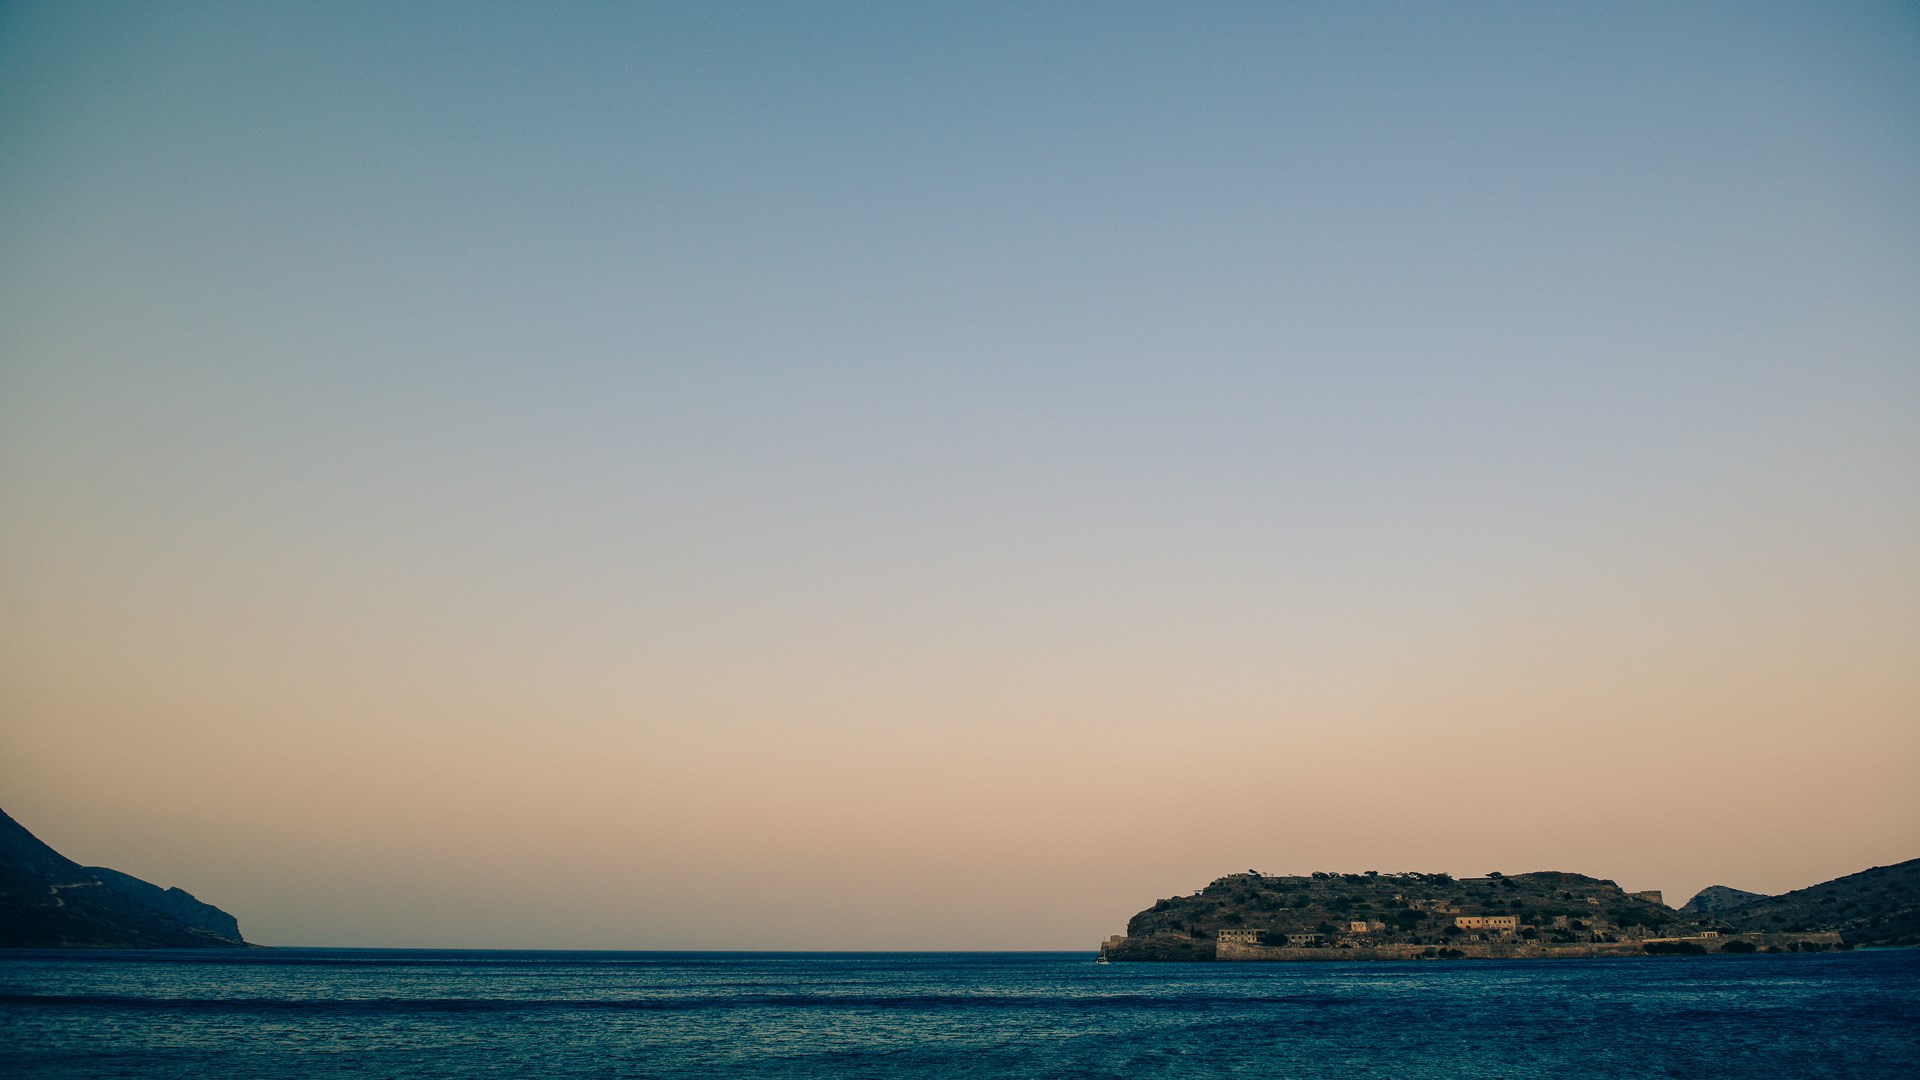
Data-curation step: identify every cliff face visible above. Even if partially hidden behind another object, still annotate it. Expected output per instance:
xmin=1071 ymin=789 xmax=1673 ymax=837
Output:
xmin=0 ymin=807 xmax=249 ymax=948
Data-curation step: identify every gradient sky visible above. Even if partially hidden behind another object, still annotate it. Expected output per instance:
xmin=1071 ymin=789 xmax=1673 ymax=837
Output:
xmin=2 ymin=1 xmax=1916 ymax=949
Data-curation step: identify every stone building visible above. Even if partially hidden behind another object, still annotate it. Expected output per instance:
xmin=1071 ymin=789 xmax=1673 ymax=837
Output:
xmin=1454 ymin=915 xmax=1519 ymax=932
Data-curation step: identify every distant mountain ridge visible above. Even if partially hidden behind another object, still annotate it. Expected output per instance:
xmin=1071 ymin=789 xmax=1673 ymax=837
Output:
xmin=0 ymin=807 xmax=249 ymax=948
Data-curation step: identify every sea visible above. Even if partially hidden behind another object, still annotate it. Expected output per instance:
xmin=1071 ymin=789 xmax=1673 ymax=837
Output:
xmin=2 ymin=948 xmax=1916 ymax=1078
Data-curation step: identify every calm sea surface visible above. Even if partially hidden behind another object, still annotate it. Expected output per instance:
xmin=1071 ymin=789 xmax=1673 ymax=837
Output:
xmin=2 ymin=948 xmax=1915 ymax=1078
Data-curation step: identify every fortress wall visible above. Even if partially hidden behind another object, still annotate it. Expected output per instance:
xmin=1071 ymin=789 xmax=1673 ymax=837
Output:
xmin=1215 ymin=932 xmax=1845 ymax=962
xmin=1215 ymin=941 xmax=1637 ymax=961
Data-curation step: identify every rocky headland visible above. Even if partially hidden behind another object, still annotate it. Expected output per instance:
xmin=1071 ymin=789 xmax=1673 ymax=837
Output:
xmin=0 ymin=807 xmax=250 ymax=949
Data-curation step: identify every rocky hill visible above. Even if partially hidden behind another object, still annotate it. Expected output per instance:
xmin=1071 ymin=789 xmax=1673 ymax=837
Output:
xmin=0 ymin=807 xmax=249 ymax=948
xmin=1104 ymin=861 xmax=1916 ymax=961
xmin=1678 ymin=885 xmax=1769 ymax=919
xmin=1701 ymin=859 xmax=1920 ymax=948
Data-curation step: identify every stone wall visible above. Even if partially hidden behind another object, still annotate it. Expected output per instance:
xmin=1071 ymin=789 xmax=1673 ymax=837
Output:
xmin=1214 ymin=931 xmax=1844 ymax=962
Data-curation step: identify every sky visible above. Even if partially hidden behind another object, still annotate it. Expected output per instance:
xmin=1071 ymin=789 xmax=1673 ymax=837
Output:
xmin=1 ymin=1 xmax=1916 ymax=950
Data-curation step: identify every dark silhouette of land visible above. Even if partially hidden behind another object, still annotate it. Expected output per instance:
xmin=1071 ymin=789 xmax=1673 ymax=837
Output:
xmin=1103 ymin=861 xmax=1918 ymax=961
xmin=1702 ymin=859 xmax=1920 ymax=947
xmin=0 ymin=807 xmax=247 ymax=948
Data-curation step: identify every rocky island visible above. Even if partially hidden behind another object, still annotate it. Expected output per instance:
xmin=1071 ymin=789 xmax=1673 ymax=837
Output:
xmin=1102 ymin=859 xmax=1918 ymax=962
xmin=0 ymin=807 xmax=249 ymax=949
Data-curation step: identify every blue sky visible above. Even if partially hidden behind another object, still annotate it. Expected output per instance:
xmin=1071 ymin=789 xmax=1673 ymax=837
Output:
xmin=2 ymin=2 xmax=1915 ymax=948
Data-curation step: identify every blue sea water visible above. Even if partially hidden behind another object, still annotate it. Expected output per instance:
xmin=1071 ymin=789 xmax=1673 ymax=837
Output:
xmin=1 ymin=948 xmax=1916 ymax=1078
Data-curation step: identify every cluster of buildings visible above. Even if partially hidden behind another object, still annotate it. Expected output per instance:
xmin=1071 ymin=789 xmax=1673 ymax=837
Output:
xmin=1453 ymin=915 xmax=1518 ymax=932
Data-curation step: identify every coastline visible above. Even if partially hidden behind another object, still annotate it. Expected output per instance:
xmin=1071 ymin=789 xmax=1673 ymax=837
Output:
xmin=1213 ymin=930 xmax=1843 ymax=962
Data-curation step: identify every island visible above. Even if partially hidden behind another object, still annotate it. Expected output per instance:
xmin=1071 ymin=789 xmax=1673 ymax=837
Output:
xmin=1101 ymin=859 xmax=1918 ymax=961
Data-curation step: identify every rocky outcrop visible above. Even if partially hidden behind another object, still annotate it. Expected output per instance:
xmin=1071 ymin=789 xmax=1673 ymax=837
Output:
xmin=1678 ymin=885 xmax=1769 ymax=919
xmin=0 ymin=807 xmax=249 ymax=948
